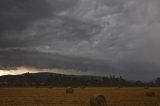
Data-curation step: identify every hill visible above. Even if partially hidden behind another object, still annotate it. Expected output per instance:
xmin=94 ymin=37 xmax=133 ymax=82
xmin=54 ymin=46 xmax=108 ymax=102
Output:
xmin=0 ymin=72 xmax=159 ymax=87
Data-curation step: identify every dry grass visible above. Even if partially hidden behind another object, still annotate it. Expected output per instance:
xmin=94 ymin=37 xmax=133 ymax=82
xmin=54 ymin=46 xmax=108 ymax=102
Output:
xmin=0 ymin=87 xmax=159 ymax=106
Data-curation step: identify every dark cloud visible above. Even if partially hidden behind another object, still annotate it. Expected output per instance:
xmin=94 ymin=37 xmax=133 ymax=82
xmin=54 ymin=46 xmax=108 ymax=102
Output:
xmin=0 ymin=49 xmax=112 ymax=73
xmin=0 ymin=0 xmax=52 ymax=33
xmin=0 ymin=0 xmax=160 ymax=81
xmin=47 ymin=0 xmax=77 ymax=11
xmin=0 ymin=0 xmax=53 ymax=48
xmin=0 ymin=0 xmax=80 ymax=48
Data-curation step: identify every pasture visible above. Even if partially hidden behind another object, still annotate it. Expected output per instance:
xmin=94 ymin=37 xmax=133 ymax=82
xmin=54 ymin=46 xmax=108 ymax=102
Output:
xmin=0 ymin=87 xmax=159 ymax=106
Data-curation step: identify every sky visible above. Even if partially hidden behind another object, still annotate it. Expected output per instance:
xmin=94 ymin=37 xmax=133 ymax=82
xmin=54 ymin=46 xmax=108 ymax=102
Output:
xmin=0 ymin=0 xmax=160 ymax=81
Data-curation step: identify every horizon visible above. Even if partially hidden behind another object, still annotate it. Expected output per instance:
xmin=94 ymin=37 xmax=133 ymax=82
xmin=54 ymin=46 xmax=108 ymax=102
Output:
xmin=0 ymin=66 xmax=158 ymax=82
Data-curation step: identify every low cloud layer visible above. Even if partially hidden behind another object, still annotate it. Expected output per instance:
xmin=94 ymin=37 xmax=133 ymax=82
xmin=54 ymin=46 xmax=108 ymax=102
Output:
xmin=0 ymin=0 xmax=160 ymax=81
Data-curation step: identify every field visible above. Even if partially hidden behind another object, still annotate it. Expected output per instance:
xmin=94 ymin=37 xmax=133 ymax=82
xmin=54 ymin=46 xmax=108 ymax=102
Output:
xmin=0 ymin=87 xmax=159 ymax=106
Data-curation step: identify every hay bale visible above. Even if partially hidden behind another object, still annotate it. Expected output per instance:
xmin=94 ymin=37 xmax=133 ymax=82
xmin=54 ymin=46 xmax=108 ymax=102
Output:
xmin=145 ymin=92 xmax=155 ymax=97
xmin=144 ymin=86 xmax=149 ymax=89
xmin=90 ymin=94 xmax=107 ymax=106
xmin=66 ymin=87 xmax=74 ymax=94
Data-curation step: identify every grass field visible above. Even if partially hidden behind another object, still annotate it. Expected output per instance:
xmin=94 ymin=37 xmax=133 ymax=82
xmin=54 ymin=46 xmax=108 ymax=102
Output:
xmin=0 ymin=87 xmax=159 ymax=106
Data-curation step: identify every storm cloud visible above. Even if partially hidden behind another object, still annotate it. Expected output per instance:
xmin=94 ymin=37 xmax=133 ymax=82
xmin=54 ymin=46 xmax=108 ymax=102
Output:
xmin=0 ymin=0 xmax=160 ymax=81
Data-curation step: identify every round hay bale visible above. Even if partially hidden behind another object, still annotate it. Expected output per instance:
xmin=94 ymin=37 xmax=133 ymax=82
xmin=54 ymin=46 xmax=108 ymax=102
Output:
xmin=90 ymin=94 xmax=107 ymax=106
xmin=66 ymin=87 xmax=74 ymax=94
xmin=144 ymin=86 xmax=149 ymax=89
xmin=145 ymin=92 xmax=155 ymax=97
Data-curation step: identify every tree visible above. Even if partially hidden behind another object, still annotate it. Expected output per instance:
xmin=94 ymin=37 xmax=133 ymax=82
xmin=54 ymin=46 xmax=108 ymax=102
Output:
xmin=155 ymin=77 xmax=160 ymax=86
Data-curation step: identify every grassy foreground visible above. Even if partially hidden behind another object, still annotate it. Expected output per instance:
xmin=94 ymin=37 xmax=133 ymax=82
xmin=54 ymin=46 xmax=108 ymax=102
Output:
xmin=0 ymin=87 xmax=159 ymax=106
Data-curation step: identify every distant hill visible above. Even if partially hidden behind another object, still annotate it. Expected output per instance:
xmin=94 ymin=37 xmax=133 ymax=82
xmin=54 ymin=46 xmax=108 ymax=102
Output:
xmin=0 ymin=72 xmax=159 ymax=87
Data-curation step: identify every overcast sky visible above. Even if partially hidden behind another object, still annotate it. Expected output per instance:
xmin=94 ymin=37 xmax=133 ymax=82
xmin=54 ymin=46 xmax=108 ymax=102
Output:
xmin=0 ymin=0 xmax=160 ymax=81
